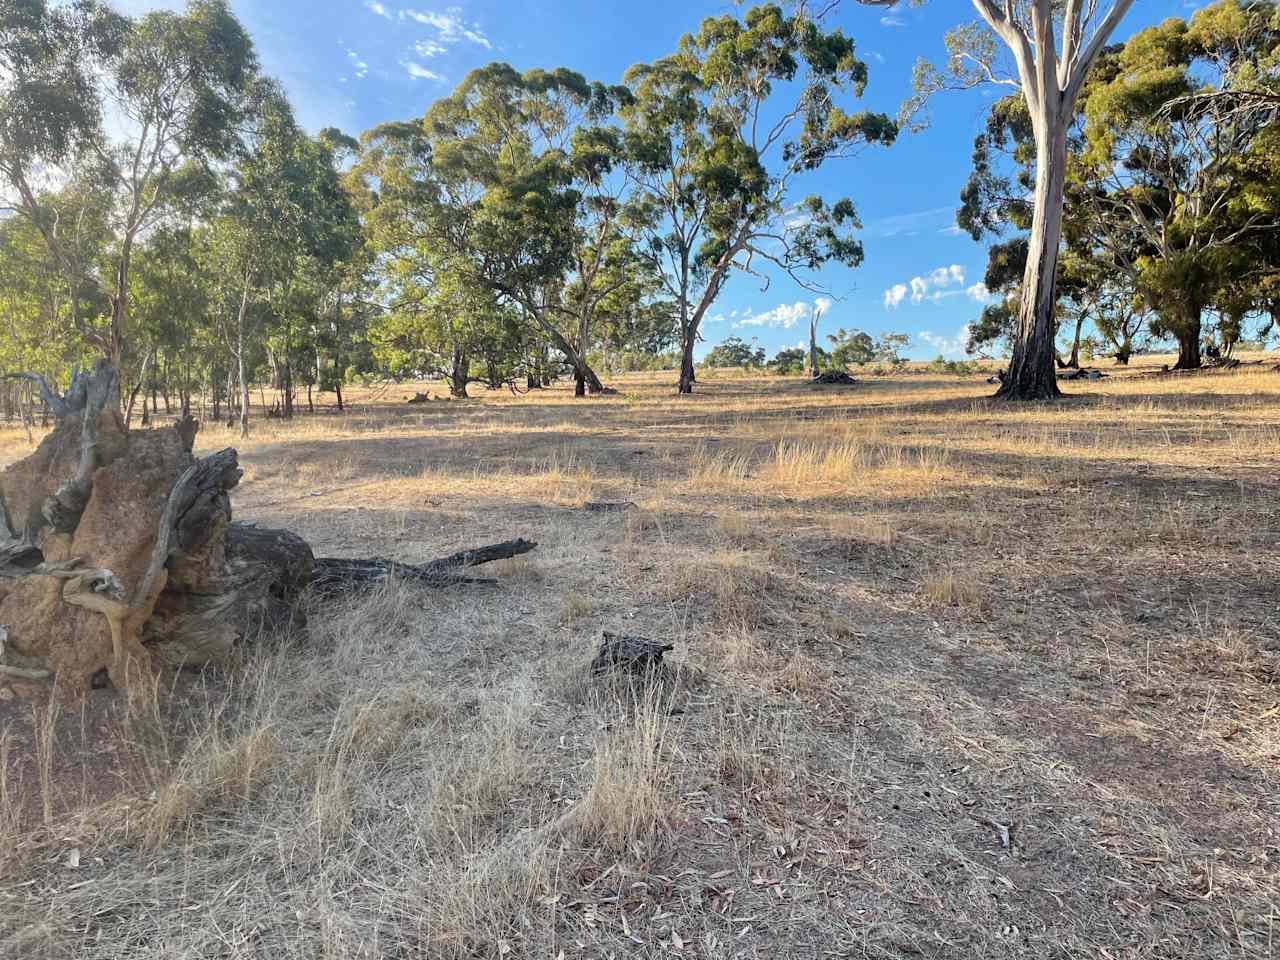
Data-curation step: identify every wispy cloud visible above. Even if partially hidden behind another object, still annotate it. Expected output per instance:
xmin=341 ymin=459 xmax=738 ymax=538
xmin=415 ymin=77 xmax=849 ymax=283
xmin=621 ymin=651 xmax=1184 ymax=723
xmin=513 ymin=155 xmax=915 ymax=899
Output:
xmin=413 ymin=38 xmax=448 ymax=59
xmin=402 ymin=60 xmax=446 ymax=82
xmin=966 ymin=282 xmax=993 ymax=302
xmin=364 ymin=0 xmax=392 ymax=18
xmin=880 ymin=14 xmax=906 ymax=27
xmin=402 ymin=7 xmax=492 ymax=48
xmin=339 ymin=42 xmax=368 ymax=80
xmin=864 ymin=206 xmax=953 ymax=239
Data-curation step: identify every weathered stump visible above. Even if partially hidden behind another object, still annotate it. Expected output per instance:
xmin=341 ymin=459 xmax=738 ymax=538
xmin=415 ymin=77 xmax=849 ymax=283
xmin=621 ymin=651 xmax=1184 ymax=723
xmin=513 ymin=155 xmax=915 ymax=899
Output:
xmin=590 ymin=631 xmax=674 ymax=676
xmin=0 ymin=361 xmax=539 ymax=701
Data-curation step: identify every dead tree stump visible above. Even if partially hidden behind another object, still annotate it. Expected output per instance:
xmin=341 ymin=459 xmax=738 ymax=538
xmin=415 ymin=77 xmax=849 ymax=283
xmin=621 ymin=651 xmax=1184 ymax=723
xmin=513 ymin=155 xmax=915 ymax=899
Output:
xmin=0 ymin=361 xmax=540 ymax=701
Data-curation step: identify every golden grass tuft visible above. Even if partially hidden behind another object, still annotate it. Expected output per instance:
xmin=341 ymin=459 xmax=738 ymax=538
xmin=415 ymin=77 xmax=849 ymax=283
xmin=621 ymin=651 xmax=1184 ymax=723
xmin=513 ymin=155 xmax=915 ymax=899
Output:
xmin=571 ymin=685 xmax=673 ymax=854
xmin=921 ymin=570 xmax=984 ymax=609
xmin=663 ymin=550 xmax=786 ymax=629
xmin=146 ymin=726 xmax=277 ymax=847
xmin=764 ymin=438 xmax=952 ymax=492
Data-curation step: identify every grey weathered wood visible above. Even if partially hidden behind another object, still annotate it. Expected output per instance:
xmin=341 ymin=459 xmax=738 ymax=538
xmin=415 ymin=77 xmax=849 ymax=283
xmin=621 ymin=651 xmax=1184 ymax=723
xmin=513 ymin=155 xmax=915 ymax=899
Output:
xmin=310 ymin=538 xmax=537 ymax=597
xmin=590 ymin=631 xmax=674 ymax=676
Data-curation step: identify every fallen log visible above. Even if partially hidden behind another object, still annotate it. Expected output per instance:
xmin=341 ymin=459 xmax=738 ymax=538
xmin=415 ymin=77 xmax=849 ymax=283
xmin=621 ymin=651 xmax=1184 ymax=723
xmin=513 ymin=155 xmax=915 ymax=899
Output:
xmin=311 ymin=538 xmax=537 ymax=597
xmin=0 ymin=365 xmax=538 ymax=699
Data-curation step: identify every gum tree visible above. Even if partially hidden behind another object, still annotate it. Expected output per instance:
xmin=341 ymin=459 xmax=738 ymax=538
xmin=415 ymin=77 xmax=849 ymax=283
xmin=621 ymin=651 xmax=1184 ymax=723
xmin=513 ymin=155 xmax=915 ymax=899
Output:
xmin=622 ymin=4 xmax=896 ymax=394
xmin=2 ymin=0 xmax=259 ymax=369
xmin=851 ymin=0 xmax=1137 ymax=398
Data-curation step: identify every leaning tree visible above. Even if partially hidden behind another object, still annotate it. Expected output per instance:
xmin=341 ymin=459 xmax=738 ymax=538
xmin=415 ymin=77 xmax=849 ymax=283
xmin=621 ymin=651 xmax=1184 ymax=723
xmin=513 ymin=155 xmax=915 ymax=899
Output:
xmin=621 ymin=3 xmax=896 ymax=394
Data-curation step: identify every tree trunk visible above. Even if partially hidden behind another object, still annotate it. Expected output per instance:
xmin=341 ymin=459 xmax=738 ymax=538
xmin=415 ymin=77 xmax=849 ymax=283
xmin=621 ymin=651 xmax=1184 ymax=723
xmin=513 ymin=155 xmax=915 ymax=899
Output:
xmin=124 ymin=348 xmax=154 ymax=430
xmin=678 ymin=332 xmax=696 ymax=395
xmin=574 ymin=369 xmax=586 ymax=397
xmin=1066 ymin=313 xmax=1084 ymax=368
xmin=996 ymin=119 xmax=1068 ymax=401
xmin=809 ymin=316 xmax=820 ymax=378
xmin=1174 ymin=323 xmax=1202 ymax=370
xmin=237 ymin=281 xmax=251 ymax=439
xmin=449 ymin=345 xmax=469 ymax=399
xmin=333 ymin=293 xmax=345 ymax=412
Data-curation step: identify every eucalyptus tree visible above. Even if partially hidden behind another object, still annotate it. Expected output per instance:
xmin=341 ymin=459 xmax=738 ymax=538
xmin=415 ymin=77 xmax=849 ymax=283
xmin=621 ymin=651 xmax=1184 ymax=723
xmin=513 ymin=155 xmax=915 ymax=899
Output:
xmin=1075 ymin=0 xmax=1280 ymax=368
xmin=212 ymin=85 xmax=359 ymax=434
xmin=0 ymin=0 xmax=124 ymax=347
xmin=0 ymin=212 xmax=102 ymax=409
xmin=621 ymin=4 xmax=895 ymax=394
xmin=827 ymin=0 xmax=1135 ymax=397
xmin=2 ymin=0 xmax=260 ymax=372
xmin=362 ymin=64 xmax=632 ymax=395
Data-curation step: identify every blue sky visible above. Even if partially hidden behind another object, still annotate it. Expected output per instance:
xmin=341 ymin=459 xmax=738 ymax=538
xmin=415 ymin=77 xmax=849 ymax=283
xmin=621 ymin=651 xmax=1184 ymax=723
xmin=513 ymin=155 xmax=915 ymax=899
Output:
xmin=119 ymin=0 xmax=1197 ymax=359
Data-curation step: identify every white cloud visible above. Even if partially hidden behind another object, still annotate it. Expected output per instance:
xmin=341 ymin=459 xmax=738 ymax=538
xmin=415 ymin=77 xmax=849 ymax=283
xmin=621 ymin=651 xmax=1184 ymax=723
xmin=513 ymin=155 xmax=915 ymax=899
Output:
xmin=883 ymin=284 xmax=908 ymax=310
xmin=402 ymin=7 xmax=493 ymax=48
xmin=867 ymin=51 xmax=886 ymax=63
xmin=707 ymin=313 xmax=727 ymax=325
xmin=734 ymin=299 xmax=830 ymax=330
xmin=966 ymin=282 xmax=993 ymax=302
xmin=414 ymin=38 xmax=448 ymax=59
xmin=885 ymin=264 xmax=967 ymax=309
xmin=880 ymin=15 xmax=906 ymax=26
xmin=929 ymin=265 xmax=965 ymax=287
xmin=403 ymin=61 xmax=446 ymax=82
xmin=939 ymin=223 xmax=965 ymax=236
xmin=365 ymin=0 xmax=392 ymax=18
xmin=918 ymin=325 xmax=972 ymax=358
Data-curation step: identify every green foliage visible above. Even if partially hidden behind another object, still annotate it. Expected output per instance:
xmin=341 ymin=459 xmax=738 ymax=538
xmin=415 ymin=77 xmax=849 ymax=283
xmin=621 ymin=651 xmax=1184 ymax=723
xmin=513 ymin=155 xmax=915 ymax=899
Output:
xmin=928 ymin=355 xmax=979 ymax=376
xmin=703 ymin=336 xmax=766 ymax=369
xmin=620 ymin=3 xmax=895 ymax=390
xmin=769 ymin=347 xmax=812 ymax=374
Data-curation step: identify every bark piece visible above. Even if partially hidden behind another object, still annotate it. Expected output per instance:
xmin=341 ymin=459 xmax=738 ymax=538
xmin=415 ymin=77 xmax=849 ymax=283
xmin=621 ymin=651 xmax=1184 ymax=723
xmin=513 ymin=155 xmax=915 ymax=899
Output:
xmin=590 ymin=631 xmax=674 ymax=676
xmin=583 ymin=501 xmax=635 ymax=513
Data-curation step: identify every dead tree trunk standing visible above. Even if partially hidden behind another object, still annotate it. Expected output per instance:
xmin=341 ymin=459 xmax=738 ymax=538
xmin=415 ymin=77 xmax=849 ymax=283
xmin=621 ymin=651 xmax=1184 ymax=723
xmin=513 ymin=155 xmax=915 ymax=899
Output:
xmin=0 ymin=369 xmax=539 ymax=703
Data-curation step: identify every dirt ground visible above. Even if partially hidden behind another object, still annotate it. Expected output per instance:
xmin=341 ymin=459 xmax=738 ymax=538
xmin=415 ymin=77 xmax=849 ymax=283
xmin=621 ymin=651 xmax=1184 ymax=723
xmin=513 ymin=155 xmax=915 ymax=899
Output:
xmin=2 ymin=357 xmax=1279 ymax=959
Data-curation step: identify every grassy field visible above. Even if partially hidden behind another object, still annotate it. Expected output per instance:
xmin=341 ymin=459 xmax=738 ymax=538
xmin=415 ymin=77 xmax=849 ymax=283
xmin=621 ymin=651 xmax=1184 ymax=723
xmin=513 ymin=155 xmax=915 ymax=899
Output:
xmin=2 ymin=355 xmax=1280 ymax=958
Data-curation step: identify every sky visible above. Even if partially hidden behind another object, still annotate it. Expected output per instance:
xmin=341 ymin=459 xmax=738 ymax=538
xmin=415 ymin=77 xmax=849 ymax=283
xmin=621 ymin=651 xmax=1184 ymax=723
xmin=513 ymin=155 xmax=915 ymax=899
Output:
xmin=116 ymin=0 xmax=1201 ymax=360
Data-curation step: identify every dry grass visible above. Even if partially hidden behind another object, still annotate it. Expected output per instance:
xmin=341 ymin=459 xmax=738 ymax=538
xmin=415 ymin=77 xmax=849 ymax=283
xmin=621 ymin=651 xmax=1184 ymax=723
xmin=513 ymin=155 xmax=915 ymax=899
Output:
xmin=3 ymin=353 xmax=1280 ymax=958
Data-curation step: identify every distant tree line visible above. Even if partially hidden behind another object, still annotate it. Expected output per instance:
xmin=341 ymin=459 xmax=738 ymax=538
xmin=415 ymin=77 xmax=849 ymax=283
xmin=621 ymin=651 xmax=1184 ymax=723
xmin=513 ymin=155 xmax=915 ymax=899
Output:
xmin=0 ymin=0 xmax=899 ymax=428
xmin=3 ymin=0 xmax=1275 ymax=427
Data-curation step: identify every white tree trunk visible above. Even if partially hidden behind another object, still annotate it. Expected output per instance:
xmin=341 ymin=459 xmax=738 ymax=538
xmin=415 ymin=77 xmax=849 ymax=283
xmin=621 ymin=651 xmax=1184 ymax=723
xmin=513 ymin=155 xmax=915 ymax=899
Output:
xmin=237 ymin=281 xmax=251 ymax=439
xmin=998 ymin=118 xmax=1069 ymax=399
